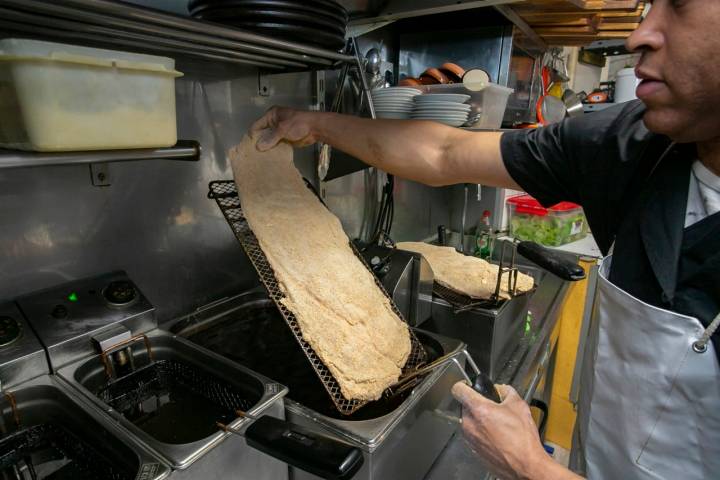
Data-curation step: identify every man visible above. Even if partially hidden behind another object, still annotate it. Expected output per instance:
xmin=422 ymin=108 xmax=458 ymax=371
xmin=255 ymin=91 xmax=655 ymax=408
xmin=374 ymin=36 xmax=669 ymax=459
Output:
xmin=250 ymin=0 xmax=720 ymax=478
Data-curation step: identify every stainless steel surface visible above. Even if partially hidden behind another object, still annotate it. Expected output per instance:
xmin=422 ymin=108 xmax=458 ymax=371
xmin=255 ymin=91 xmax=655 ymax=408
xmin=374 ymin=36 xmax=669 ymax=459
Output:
xmin=3 ymin=375 xmax=171 ymax=480
xmin=0 ymin=303 xmax=49 ymax=389
xmin=90 ymin=162 xmax=111 ymax=187
xmin=388 ymin=250 xmax=433 ymax=327
xmin=57 ymin=330 xmax=288 ymax=471
xmin=0 ymin=141 xmax=200 ymax=170
xmin=563 ymin=89 xmax=585 ymax=118
xmin=0 ymin=70 xmax=316 ymax=324
xmin=539 ymin=95 xmax=567 ymax=125
xmin=17 ymin=271 xmax=156 ymax=371
xmin=361 ymin=245 xmax=433 ymax=326
xmin=91 ymin=325 xmax=132 ymax=352
xmin=286 ymin=329 xmax=467 ymax=480
xmin=0 ymin=0 xmax=353 ymax=68
xmin=459 ymin=184 xmax=469 ymax=253
xmin=421 ymin=265 xmax=546 ymax=379
xmin=168 ymin=397 xmax=288 ymax=480
xmin=347 ymin=0 xmax=522 ymax=25
xmin=365 ymin=48 xmax=381 ymax=76
xmin=353 ymin=37 xmax=376 ymax=120
xmin=399 ymin=25 xmax=512 ymax=86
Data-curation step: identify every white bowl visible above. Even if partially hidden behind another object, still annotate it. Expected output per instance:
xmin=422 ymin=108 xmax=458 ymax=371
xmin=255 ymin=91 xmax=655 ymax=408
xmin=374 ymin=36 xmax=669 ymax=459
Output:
xmin=415 ymin=93 xmax=471 ymax=103
xmin=413 ymin=104 xmax=472 ymax=112
xmin=373 ymin=99 xmax=415 ymax=105
xmin=372 ymin=91 xmax=421 ymax=99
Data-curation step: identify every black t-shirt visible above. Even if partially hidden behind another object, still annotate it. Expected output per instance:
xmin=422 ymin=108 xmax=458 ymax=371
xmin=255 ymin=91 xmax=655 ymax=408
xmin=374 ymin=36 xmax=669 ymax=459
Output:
xmin=500 ymin=100 xmax=671 ymax=255
xmin=501 ymin=102 xmax=720 ymax=359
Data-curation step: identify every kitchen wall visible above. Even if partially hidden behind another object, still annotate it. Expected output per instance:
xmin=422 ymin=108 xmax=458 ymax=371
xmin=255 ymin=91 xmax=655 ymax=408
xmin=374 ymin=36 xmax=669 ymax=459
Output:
xmin=0 ymin=57 xmax=460 ymax=322
xmin=0 ymin=65 xmax=316 ymax=322
xmin=0 ymin=0 xmax=510 ymax=321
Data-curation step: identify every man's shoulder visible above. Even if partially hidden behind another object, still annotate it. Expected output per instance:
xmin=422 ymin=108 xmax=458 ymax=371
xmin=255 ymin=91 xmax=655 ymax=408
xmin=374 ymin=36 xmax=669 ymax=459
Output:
xmin=564 ymin=100 xmax=652 ymax=150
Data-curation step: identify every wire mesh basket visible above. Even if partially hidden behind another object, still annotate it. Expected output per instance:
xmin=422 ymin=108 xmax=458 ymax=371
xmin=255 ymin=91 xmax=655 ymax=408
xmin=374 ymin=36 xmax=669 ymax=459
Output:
xmin=97 ymin=359 xmax=255 ymax=416
xmin=208 ymin=180 xmax=427 ymax=415
xmin=0 ymin=423 xmax=134 ymax=480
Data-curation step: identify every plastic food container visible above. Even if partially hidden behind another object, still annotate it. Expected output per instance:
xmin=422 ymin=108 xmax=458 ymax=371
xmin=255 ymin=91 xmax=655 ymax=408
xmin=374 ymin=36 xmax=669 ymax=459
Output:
xmin=419 ymin=81 xmax=514 ymax=129
xmin=0 ymin=39 xmax=183 ymax=151
xmin=507 ymin=194 xmax=588 ymax=247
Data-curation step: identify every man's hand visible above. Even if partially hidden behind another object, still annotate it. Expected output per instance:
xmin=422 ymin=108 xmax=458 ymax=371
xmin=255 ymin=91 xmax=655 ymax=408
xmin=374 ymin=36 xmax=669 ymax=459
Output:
xmin=452 ymin=382 xmax=581 ymax=480
xmin=250 ymin=107 xmax=318 ymax=151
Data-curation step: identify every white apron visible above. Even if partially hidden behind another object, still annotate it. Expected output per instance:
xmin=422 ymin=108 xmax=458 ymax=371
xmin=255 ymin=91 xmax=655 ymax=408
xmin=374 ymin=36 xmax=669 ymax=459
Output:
xmin=574 ymin=255 xmax=720 ymax=479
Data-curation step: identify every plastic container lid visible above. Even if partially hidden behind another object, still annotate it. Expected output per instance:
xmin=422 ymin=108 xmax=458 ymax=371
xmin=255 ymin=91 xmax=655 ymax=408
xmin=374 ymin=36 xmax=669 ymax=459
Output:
xmin=0 ymin=38 xmax=182 ymax=76
xmin=507 ymin=194 xmax=581 ymax=216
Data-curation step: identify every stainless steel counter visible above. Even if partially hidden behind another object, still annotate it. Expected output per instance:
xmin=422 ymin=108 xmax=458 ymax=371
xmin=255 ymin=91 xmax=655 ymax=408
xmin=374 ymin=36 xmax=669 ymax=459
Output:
xmin=423 ymin=270 xmax=569 ymax=480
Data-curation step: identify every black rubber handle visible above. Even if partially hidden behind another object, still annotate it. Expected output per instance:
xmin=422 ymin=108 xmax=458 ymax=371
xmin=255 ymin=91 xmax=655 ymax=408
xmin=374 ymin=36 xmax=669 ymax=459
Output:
xmin=472 ymin=370 xmax=502 ymax=404
xmin=530 ymin=399 xmax=549 ymax=436
xmin=516 ymin=241 xmax=586 ymax=281
xmin=245 ymin=416 xmax=364 ymax=480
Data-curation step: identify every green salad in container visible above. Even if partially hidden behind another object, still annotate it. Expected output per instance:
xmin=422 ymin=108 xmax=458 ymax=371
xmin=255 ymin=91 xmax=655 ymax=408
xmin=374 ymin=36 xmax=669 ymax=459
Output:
xmin=507 ymin=195 xmax=588 ymax=247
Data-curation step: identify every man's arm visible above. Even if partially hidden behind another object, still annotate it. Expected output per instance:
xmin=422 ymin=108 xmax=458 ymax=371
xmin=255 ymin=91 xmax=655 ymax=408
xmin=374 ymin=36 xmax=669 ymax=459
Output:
xmin=250 ymin=107 xmax=521 ymax=189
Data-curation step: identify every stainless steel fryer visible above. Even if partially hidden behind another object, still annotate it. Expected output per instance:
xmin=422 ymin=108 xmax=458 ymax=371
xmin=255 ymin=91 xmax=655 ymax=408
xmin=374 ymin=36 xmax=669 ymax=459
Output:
xmin=169 ymin=291 xmax=479 ymax=480
xmin=0 ymin=301 xmax=170 ymax=480
xmin=19 ymin=273 xmax=366 ymax=479
xmin=0 ymin=375 xmax=171 ymax=480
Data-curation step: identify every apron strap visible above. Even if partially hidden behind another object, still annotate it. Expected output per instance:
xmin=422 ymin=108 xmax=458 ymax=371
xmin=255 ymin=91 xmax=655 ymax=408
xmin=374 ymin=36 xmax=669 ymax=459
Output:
xmin=693 ymin=312 xmax=720 ymax=353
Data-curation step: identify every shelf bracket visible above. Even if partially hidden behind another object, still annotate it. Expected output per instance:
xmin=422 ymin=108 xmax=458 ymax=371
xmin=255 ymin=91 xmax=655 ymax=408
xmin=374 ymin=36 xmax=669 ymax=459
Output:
xmin=258 ymin=72 xmax=272 ymax=97
xmin=90 ymin=163 xmax=111 ymax=187
xmin=0 ymin=141 xmax=200 ymax=170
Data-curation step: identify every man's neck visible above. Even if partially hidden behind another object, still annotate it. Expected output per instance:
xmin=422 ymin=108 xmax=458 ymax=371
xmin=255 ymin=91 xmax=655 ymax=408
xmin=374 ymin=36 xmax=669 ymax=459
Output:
xmin=698 ymin=139 xmax=720 ymax=176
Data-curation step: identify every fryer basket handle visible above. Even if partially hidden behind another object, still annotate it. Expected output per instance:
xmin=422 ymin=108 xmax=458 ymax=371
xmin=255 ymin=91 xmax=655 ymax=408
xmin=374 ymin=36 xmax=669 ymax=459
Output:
xmin=516 ymin=241 xmax=586 ymax=281
xmin=245 ymin=416 xmax=364 ymax=480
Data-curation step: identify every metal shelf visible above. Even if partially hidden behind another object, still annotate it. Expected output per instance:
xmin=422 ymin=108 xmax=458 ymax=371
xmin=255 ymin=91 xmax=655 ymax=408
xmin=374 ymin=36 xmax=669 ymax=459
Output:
xmin=0 ymin=0 xmax=355 ymax=70
xmin=0 ymin=140 xmax=201 ymax=170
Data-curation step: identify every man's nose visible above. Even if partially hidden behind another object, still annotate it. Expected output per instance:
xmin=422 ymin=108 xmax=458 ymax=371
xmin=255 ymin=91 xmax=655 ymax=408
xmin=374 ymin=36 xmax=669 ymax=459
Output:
xmin=626 ymin=2 xmax=664 ymax=53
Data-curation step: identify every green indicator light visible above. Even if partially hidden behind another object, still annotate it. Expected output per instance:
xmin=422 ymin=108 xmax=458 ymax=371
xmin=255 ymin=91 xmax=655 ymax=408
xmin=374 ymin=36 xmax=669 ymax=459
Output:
xmin=523 ymin=310 xmax=533 ymax=336
xmin=68 ymin=292 xmax=78 ymax=302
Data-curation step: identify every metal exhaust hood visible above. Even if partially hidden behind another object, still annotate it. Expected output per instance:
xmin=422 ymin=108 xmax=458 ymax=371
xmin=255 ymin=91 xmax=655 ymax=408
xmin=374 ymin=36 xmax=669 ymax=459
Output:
xmin=341 ymin=0 xmax=522 ymax=25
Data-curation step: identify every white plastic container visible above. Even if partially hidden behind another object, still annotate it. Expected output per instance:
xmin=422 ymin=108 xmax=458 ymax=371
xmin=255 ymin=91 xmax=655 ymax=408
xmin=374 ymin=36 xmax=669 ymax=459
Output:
xmin=419 ymin=82 xmax=514 ymax=129
xmin=0 ymin=39 xmax=183 ymax=151
xmin=614 ymin=67 xmax=640 ymax=104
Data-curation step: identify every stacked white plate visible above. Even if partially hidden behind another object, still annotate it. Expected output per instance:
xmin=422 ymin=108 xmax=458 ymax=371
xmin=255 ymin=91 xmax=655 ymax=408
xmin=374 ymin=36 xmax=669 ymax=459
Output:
xmin=371 ymin=87 xmax=421 ymax=119
xmin=411 ymin=93 xmax=472 ymax=127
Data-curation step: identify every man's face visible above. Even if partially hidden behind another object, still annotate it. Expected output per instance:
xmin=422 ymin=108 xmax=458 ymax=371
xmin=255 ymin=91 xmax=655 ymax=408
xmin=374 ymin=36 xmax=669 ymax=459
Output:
xmin=627 ymin=0 xmax=720 ymax=143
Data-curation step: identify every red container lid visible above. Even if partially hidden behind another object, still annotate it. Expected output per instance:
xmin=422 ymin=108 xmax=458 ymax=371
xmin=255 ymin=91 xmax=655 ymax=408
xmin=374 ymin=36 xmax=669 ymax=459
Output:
xmin=507 ymin=194 xmax=580 ymax=217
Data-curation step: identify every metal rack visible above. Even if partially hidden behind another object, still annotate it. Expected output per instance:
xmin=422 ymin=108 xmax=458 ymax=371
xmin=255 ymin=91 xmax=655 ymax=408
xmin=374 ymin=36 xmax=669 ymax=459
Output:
xmin=0 ymin=141 xmax=200 ymax=170
xmin=0 ymin=0 xmax=355 ymax=70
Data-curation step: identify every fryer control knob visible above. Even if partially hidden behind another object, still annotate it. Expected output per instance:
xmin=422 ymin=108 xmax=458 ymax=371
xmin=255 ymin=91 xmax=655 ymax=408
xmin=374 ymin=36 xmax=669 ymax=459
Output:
xmin=51 ymin=305 xmax=68 ymax=319
xmin=103 ymin=281 xmax=137 ymax=307
xmin=0 ymin=316 xmax=21 ymax=347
